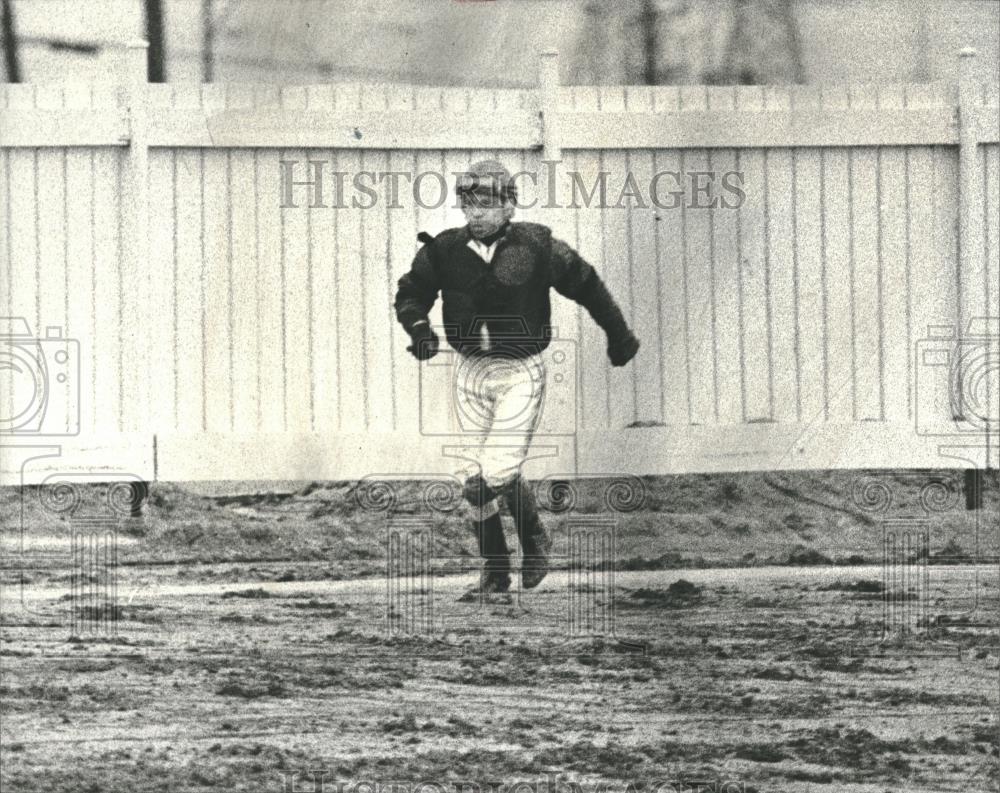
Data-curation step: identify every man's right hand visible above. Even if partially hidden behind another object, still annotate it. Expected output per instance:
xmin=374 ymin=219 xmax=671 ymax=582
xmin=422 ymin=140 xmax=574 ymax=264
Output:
xmin=407 ymin=322 xmax=439 ymax=360
xmin=607 ymin=332 xmax=640 ymax=367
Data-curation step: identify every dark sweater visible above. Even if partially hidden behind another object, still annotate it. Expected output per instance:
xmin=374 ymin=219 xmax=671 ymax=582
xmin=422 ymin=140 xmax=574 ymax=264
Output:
xmin=394 ymin=221 xmax=631 ymax=359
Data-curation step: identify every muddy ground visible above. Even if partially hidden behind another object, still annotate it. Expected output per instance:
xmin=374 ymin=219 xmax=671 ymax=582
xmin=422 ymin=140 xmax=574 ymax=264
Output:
xmin=1 ymin=471 xmax=998 ymax=792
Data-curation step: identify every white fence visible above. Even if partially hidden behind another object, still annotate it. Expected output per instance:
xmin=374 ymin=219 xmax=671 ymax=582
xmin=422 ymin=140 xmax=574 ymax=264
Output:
xmin=1 ymin=47 xmax=998 ymax=483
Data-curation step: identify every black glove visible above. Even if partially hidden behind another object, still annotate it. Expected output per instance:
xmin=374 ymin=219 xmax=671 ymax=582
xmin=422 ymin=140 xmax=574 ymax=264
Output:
xmin=607 ymin=332 xmax=639 ymax=367
xmin=407 ymin=322 xmax=439 ymax=361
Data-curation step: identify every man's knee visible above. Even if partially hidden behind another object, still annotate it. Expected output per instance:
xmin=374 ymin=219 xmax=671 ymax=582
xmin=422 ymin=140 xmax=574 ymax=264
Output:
xmin=497 ymin=472 xmax=532 ymax=502
xmin=463 ymin=474 xmax=498 ymax=507
xmin=497 ymin=471 xmax=538 ymax=511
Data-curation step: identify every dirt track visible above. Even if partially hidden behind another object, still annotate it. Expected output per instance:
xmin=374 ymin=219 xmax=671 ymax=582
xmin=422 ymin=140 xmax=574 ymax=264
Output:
xmin=2 ymin=561 xmax=998 ymax=793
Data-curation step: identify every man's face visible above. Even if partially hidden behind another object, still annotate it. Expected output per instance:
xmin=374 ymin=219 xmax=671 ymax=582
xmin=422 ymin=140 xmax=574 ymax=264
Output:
xmin=461 ymin=193 xmax=514 ymax=239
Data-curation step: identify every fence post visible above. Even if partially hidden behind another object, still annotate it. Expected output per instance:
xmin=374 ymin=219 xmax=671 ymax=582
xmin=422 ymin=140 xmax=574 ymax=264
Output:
xmin=956 ymin=48 xmax=993 ymax=478
xmin=957 ymin=47 xmax=984 ymax=330
xmin=122 ymin=39 xmax=152 ymax=494
xmin=537 ymin=48 xmax=580 ymax=479
xmin=539 ymin=49 xmax=562 ymax=207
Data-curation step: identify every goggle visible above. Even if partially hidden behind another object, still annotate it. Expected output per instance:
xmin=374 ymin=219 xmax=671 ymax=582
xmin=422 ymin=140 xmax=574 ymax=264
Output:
xmin=459 ymin=191 xmax=509 ymax=209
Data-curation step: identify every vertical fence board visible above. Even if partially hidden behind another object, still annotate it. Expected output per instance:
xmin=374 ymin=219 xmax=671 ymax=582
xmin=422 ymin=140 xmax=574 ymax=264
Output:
xmin=147 ymin=150 xmax=177 ymax=432
xmin=738 ymin=147 xmax=773 ymax=424
xmin=409 ymin=89 xmax=448 ymax=439
xmin=442 ymin=139 xmax=478 ymax=434
xmin=223 ymin=87 xmax=260 ymax=432
xmin=986 ymin=145 xmax=1000 ymax=325
xmin=335 ymin=148 xmax=368 ymax=432
xmin=603 ymin=156 xmax=637 ymax=428
xmin=307 ymin=150 xmax=338 ymax=434
xmin=61 ymin=150 xmax=92 ymax=433
xmin=878 ymin=146 xmax=912 ymax=424
xmin=566 ymin=93 xmax=608 ymax=434
xmin=387 ymin=146 xmax=418 ymax=435
xmin=254 ymin=148 xmax=286 ymax=432
xmin=304 ymin=89 xmax=339 ymax=435
xmin=281 ymin=88 xmax=316 ymax=434
xmin=3 ymin=78 xmax=32 ymax=377
xmin=360 ymin=88 xmax=397 ymax=436
xmin=765 ymin=149 xmax=798 ymax=423
xmin=0 ymin=152 xmax=9 ymax=324
xmin=565 ymin=93 xmax=607 ymax=433
xmin=705 ymin=87 xmax=742 ymax=427
xmin=683 ymin=147 xmax=716 ymax=427
xmin=906 ymin=146 xmax=939 ymax=397
xmin=512 ymin=147 xmax=541 ymax=225
xmin=535 ymin=145 xmax=583 ymax=443
xmin=362 ymin=147 xmax=396 ymax=433
xmin=621 ymin=138 xmax=663 ymax=424
xmin=575 ymin=150 xmax=612 ymax=433
xmin=850 ymin=146 xmax=883 ymax=422
xmin=709 ymin=147 xmax=743 ymax=425
xmin=739 ymin=88 xmax=777 ymax=424
xmin=553 ymin=146 xmax=588 ymax=445
xmin=960 ymin=146 xmax=992 ymax=324
xmin=935 ymin=148 xmax=961 ymax=330
xmin=7 ymin=151 xmax=38 ymax=329
xmin=228 ymin=149 xmax=261 ymax=432
xmin=36 ymin=150 xmax=71 ymax=432
xmin=435 ymin=88 xmax=467 ymax=446
xmin=36 ymin=149 xmax=67 ymax=330
xmin=174 ymin=149 xmax=206 ymax=432
xmin=202 ymin=149 xmax=234 ymax=432
xmin=280 ymin=146 xmax=315 ymax=434
xmin=794 ymin=148 xmax=826 ymax=424
xmin=652 ymin=148 xmax=690 ymax=427
xmin=90 ymin=150 xmax=121 ymax=433
xmin=604 ymin=147 xmax=637 ymax=427
xmin=789 ymin=90 xmax=825 ymax=427
xmin=680 ymin=88 xmax=715 ymax=426
xmin=598 ymin=88 xmax=635 ymax=430
xmin=823 ymin=147 xmax=855 ymax=423
xmin=61 ymin=100 xmax=96 ymax=430
xmin=815 ymin=86 xmax=852 ymax=424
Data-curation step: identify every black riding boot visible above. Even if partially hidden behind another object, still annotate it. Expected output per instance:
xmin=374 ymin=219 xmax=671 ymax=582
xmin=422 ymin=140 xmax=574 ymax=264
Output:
xmin=476 ymin=510 xmax=511 ymax=578
xmin=503 ymin=475 xmax=551 ymax=589
xmin=459 ymin=476 xmax=511 ymax=600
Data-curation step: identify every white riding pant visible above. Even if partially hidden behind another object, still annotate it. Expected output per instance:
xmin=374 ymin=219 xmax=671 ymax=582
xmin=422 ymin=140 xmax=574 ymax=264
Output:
xmin=453 ymin=352 xmax=547 ymax=496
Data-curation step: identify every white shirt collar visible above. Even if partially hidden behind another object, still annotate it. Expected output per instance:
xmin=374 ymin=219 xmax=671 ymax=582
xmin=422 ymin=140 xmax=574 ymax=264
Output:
xmin=467 ymin=236 xmax=499 ymax=264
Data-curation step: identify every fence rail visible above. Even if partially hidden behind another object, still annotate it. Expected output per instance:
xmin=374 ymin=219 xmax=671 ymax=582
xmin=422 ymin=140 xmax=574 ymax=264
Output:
xmin=2 ymin=81 xmax=999 ymax=149
xmin=1 ymin=45 xmax=998 ymax=483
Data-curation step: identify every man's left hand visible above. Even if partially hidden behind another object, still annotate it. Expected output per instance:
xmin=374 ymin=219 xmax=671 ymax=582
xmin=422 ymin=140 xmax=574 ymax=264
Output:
xmin=608 ymin=333 xmax=640 ymax=367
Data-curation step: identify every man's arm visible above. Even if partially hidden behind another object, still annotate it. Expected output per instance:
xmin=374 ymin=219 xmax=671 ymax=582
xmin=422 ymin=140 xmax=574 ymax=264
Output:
xmin=549 ymin=238 xmax=639 ymax=366
xmin=394 ymin=244 xmax=441 ymax=359
xmin=394 ymin=245 xmax=439 ymax=332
